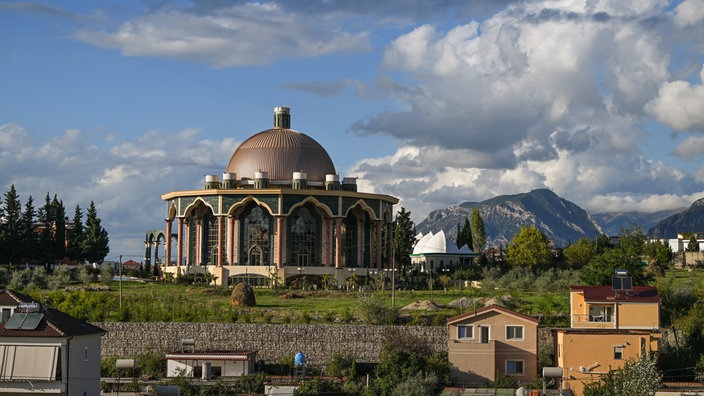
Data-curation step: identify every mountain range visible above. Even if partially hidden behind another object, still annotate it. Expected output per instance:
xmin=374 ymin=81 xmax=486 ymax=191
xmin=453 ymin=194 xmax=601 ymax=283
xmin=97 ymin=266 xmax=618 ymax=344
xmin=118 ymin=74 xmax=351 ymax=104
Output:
xmin=416 ymin=189 xmax=704 ymax=249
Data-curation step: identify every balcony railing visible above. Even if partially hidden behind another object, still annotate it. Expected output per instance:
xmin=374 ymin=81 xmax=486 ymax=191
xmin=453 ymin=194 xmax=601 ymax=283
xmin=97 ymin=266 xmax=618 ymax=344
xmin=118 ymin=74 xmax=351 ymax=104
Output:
xmin=573 ymin=313 xmax=613 ymax=323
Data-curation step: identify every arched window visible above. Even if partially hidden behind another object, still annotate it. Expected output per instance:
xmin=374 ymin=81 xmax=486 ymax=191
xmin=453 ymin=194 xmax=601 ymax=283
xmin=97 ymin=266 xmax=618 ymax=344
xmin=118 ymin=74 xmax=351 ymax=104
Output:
xmin=288 ymin=206 xmax=319 ymax=266
xmin=241 ymin=206 xmax=271 ymax=266
xmin=341 ymin=212 xmax=358 ymax=267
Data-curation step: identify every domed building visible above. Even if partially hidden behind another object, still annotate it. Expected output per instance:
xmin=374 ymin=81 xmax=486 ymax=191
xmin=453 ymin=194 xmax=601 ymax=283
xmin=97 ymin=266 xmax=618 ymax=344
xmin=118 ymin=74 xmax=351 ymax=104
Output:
xmin=159 ymin=107 xmax=399 ymax=287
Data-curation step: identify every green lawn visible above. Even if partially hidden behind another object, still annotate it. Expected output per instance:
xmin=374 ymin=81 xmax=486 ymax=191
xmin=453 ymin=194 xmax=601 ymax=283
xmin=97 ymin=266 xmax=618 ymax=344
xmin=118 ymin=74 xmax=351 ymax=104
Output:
xmin=29 ymin=267 xmax=699 ymax=325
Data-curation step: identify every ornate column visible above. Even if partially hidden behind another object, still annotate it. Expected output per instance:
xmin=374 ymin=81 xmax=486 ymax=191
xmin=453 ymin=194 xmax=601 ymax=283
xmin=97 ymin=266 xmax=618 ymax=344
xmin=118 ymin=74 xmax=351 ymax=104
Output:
xmin=154 ymin=240 xmax=160 ymax=266
xmin=165 ymin=219 xmax=173 ymax=267
xmin=226 ymin=216 xmax=234 ymax=265
xmin=357 ymin=219 xmax=365 ymax=267
xmin=177 ymin=218 xmax=184 ymax=266
xmin=184 ymin=217 xmax=190 ymax=266
xmin=334 ymin=218 xmax=343 ymax=269
xmin=217 ymin=216 xmax=224 ymax=267
xmin=321 ymin=218 xmax=332 ymax=267
xmin=195 ymin=216 xmax=202 ymax=265
xmin=232 ymin=218 xmax=240 ymax=264
xmin=144 ymin=241 xmax=152 ymax=270
xmin=375 ymin=220 xmax=383 ymax=269
xmin=275 ymin=216 xmax=287 ymax=268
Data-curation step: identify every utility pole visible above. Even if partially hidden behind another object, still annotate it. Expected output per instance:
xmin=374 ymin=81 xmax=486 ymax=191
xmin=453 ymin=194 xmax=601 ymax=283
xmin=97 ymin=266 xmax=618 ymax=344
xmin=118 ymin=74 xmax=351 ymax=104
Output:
xmin=119 ymin=255 xmax=123 ymax=311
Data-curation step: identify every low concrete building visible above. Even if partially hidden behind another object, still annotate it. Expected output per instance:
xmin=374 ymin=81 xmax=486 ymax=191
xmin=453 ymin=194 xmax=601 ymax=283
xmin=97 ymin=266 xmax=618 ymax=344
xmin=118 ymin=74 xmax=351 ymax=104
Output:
xmin=165 ymin=350 xmax=258 ymax=379
xmin=447 ymin=304 xmax=539 ymax=386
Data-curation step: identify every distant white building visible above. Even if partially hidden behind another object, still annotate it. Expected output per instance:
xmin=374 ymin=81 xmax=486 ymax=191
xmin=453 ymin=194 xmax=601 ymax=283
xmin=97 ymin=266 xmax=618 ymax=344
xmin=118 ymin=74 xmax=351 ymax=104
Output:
xmin=165 ymin=350 xmax=258 ymax=379
xmin=410 ymin=230 xmax=479 ymax=272
xmin=655 ymin=232 xmax=704 ymax=253
xmin=0 ymin=290 xmax=105 ymax=396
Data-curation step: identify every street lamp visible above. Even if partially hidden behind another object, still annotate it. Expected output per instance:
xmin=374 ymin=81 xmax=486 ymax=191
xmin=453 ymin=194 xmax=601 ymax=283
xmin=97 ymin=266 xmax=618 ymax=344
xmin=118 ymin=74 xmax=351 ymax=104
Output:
xmin=427 ymin=261 xmax=434 ymax=302
xmin=296 ymin=267 xmax=305 ymax=290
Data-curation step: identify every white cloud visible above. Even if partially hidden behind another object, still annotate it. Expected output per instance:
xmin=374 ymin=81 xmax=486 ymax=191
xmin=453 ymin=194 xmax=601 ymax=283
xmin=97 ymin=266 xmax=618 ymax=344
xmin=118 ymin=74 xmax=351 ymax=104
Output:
xmin=673 ymin=0 xmax=704 ymax=27
xmin=675 ymin=136 xmax=704 ymax=159
xmin=646 ymin=65 xmax=704 ymax=132
xmin=348 ymin=0 xmax=704 ymax=220
xmin=73 ymin=3 xmax=371 ymax=67
xmin=0 ymin=123 xmax=238 ymax=258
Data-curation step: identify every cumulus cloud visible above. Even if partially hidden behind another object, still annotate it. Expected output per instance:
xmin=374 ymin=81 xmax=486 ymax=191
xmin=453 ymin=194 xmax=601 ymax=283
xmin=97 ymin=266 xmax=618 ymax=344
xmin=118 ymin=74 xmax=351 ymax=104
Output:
xmin=646 ymin=65 xmax=704 ymax=132
xmin=73 ymin=3 xmax=372 ymax=67
xmin=0 ymin=123 xmax=238 ymax=257
xmin=673 ymin=0 xmax=704 ymax=27
xmin=675 ymin=136 xmax=704 ymax=159
xmin=348 ymin=0 xmax=704 ymax=218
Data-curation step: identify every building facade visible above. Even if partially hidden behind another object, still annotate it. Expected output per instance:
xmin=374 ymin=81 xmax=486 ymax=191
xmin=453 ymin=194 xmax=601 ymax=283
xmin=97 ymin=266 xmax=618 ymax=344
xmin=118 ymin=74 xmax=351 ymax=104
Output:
xmin=447 ymin=304 xmax=539 ymax=386
xmin=0 ymin=290 xmax=105 ymax=396
xmin=160 ymin=107 xmax=399 ymax=287
xmin=554 ymin=283 xmax=661 ymax=396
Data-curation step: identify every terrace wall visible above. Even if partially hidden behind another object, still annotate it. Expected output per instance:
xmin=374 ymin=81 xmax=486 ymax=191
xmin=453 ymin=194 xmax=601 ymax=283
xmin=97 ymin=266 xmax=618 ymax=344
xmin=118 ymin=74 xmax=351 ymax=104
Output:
xmin=95 ymin=322 xmax=447 ymax=364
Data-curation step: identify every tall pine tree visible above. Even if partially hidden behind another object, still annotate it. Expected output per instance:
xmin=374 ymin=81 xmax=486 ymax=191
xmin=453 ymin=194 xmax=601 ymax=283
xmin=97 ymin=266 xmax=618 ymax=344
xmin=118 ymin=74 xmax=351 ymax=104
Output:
xmin=393 ymin=207 xmax=415 ymax=276
xmin=19 ymin=196 xmax=37 ymax=262
xmin=456 ymin=217 xmax=473 ymax=251
xmin=51 ymin=196 xmax=66 ymax=262
xmin=38 ymin=192 xmax=55 ymax=263
xmin=2 ymin=185 xmax=22 ymax=263
xmin=82 ymin=201 xmax=109 ymax=264
xmin=68 ymin=205 xmax=84 ymax=262
xmin=470 ymin=208 xmax=486 ymax=253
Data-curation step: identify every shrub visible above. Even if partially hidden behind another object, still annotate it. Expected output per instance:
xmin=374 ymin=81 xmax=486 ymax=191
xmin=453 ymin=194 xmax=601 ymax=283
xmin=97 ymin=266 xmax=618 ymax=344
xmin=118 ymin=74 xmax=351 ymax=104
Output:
xmin=358 ymin=294 xmax=399 ymax=325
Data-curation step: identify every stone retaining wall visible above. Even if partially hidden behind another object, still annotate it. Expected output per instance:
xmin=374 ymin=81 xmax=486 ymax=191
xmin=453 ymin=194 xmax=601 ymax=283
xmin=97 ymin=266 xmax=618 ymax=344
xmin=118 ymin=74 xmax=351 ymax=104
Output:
xmin=95 ymin=322 xmax=447 ymax=365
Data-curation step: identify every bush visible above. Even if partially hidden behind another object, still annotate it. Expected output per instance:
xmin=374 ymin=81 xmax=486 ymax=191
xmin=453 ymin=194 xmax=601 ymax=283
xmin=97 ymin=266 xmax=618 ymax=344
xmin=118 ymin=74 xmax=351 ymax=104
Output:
xmin=391 ymin=371 xmax=438 ymax=396
xmin=358 ymin=294 xmax=399 ymax=325
xmin=326 ymin=351 xmax=356 ymax=378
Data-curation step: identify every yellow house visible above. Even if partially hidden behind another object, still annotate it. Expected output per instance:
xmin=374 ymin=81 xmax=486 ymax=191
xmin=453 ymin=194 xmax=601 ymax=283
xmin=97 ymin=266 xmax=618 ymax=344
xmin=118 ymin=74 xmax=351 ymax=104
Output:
xmin=554 ymin=285 xmax=661 ymax=396
xmin=447 ymin=304 xmax=539 ymax=386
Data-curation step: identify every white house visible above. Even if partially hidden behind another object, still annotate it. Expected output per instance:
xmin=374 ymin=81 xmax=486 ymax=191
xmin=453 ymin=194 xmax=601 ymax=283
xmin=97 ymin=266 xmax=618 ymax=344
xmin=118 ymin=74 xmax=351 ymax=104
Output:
xmin=0 ymin=290 xmax=105 ymax=396
xmin=410 ymin=230 xmax=479 ymax=272
xmin=165 ymin=350 xmax=258 ymax=379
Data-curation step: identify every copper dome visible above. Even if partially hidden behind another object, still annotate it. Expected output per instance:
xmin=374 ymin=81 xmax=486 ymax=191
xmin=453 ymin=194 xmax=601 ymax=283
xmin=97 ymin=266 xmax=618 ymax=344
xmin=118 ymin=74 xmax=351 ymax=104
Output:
xmin=226 ymin=108 xmax=336 ymax=182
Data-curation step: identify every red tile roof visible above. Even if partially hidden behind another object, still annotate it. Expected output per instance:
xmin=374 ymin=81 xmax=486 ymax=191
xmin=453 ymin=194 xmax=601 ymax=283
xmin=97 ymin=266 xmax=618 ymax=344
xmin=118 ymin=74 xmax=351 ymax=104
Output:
xmin=447 ymin=304 xmax=539 ymax=325
xmin=570 ymin=285 xmax=660 ymax=303
xmin=0 ymin=291 xmax=105 ymax=338
xmin=0 ymin=289 xmax=34 ymax=305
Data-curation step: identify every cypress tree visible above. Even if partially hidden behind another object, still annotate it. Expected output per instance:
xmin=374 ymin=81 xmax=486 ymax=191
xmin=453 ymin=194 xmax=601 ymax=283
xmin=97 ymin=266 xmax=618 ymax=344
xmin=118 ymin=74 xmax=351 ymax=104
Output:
xmin=393 ymin=207 xmax=415 ymax=276
xmin=2 ymin=185 xmax=22 ymax=263
xmin=19 ymin=196 xmax=37 ymax=262
xmin=52 ymin=196 xmax=66 ymax=262
xmin=68 ymin=205 xmax=84 ymax=262
xmin=83 ymin=201 xmax=110 ymax=264
xmin=470 ymin=208 xmax=486 ymax=253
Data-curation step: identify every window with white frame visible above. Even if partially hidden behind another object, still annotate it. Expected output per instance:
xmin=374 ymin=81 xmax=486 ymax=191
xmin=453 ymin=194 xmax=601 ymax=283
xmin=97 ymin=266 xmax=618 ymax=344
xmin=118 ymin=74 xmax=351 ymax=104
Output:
xmin=614 ymin=345 xmax=623 ymax=360
xmin=457 ymin=324 xmax=473 ymax=339
xmin=506 ymin=360 xmax=524 ymax=375
xmin=506 ymin=325 xmax=524 ymax=340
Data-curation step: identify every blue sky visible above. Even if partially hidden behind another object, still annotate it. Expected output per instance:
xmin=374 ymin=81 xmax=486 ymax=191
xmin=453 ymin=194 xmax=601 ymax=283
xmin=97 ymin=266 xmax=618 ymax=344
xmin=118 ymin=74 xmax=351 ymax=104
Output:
xmin=1 ymin=0 xmax=704 ymax=260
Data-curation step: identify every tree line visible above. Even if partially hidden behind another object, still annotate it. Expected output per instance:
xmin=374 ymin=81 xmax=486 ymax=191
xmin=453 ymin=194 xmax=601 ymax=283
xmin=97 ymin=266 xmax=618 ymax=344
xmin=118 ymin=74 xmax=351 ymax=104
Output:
xmin=0 ymin=184 xmax=110 ymax=265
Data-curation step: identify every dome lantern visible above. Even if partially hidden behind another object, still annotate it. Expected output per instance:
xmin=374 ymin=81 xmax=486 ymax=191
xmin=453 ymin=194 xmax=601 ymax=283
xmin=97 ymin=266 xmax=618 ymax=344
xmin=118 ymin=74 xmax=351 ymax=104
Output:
xmin=226 ymin=107 xmax=336 ymax=183
xmin=274 ymin=106 xmax=291 ymax=129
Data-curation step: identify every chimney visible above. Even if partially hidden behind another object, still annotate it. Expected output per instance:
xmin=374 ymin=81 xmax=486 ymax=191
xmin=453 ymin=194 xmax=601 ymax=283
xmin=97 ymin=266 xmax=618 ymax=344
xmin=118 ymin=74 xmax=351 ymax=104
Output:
xmin=274 ymin=106 xmax=291 ymax=129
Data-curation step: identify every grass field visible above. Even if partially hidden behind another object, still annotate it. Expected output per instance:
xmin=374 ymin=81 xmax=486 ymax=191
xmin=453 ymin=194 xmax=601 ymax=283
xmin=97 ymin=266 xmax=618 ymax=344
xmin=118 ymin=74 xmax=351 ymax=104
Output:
xmin=27 ymin=267 xmax=701 ymax=326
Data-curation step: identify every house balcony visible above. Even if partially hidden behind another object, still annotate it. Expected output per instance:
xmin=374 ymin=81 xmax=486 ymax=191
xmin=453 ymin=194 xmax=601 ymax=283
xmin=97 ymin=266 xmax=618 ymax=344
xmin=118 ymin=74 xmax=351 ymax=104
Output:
xmin=572 ymin=313 xmax=615 ymax=329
